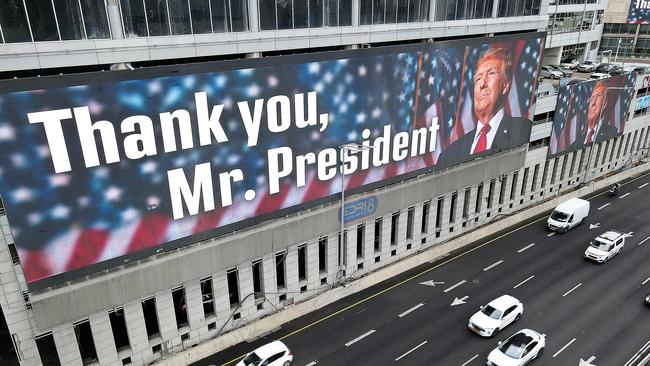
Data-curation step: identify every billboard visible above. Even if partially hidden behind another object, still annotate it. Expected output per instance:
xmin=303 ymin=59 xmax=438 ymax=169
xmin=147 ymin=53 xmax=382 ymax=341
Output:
xmin=628 ymin=0 xmax=650 ymax=24
xmin=0 ymin=33 xmax=544 ymax=287
xmin=549 ymin=74 xmax=636 ymax=157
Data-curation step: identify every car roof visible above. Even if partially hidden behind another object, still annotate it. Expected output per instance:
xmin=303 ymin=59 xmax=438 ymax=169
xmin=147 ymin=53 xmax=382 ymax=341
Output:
xmin=598 ymin=230 xmax=623 ymax=242
xmin=487 ymin=295 xmax=519 ymax=310
xmin=253 ymin=341 xmax=288 ymax=359
xmin=507 ymin=329 xmax=543 ymax=344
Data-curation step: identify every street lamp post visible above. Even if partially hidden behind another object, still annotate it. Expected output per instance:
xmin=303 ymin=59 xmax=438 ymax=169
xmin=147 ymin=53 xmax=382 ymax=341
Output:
xmin=337 ymin=143 xmax=373 ymax=284
xmin=581 ymin=86 xmax=634 ymax=184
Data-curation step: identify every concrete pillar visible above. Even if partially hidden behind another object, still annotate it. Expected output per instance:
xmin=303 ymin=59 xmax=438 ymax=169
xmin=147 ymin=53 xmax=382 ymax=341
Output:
xmin=123 ymin=301 xmax=149 ymax=354
xmin=285 ymin=246 xmax=299 ymax=299
xmin=345 ymin=226 xmax=357 ymax=275
xmin=184 ymin=280 xmax=205 ymax=333
xmin=326 ymin=234 xmax=339 ymax=284
xmin=364 ymin=220 xmax=376 ymax=269
xmin=351 ymin=0 xmax=360 ymax=26
xmin=52 ymin=324 xmax=82 ymax=366
xmin=89 ymin=312 xmax=118 ymax=365
xmin=306 ymin=239 xmax=320 ymax=291
xmin=412 ymin=203 xmax=423 ymax=250
xmin=429 ymin=0 xmax=436 ymax=21
xmin=396 ymin=209 xmax=408 ymax=252
xmin=380 ymin=214 xmax=392 ymax=258
xmin=248 ymin=0 xmax=260 ymax=32
xmin=492 ymin=0 xmax=499 ymax=18
xmin=261 ymin=256 xmax=279 ymax=308
xmin=154 ymin=291 xmax=179 ymax=343
xmin=106 ymin=0 xmax=124 ymax=39
xmin=212 ymin=271 xmax=232 ymax=324
xmin=237 ymin=264 xmax=256 ymax=317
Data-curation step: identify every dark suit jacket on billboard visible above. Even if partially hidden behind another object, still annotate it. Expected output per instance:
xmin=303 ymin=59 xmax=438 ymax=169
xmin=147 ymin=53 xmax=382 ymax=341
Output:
xmin=569 ymin=122 xmax=619 ymax=151
xmin=436 ymin=115 xmax=531 ymax=170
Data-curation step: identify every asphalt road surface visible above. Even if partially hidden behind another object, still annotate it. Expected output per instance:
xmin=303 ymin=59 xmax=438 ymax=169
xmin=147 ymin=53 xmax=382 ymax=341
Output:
xmin=194 ymin=171 xmax=650 ymax=366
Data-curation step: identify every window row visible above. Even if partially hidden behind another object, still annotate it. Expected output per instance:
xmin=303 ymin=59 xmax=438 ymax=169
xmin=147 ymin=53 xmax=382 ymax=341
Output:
xmin=548 ymin=11 xmax=597 ymax=34
xmin=603 ymin=23 xmax=637 ymax=35
xmin=550 ymin=0 xmax=598 ymax=4
xmin=0 ymin=0 xmax=110 ymax=43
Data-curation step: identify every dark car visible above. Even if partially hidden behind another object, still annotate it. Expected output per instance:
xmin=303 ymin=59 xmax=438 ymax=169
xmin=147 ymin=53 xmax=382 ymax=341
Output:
xmin=596 ymin=63 xmax=618 ymax=73
xmin=608 ymin=66 xmax=625 ymax=75
xmin=633 ymin=65 xmax=649 ymax=74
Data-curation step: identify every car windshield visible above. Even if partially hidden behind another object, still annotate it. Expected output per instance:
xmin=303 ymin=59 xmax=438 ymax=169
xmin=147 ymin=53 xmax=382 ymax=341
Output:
xmin=481 ymin=305 xmax=502 ymax=319
xmin=550 ymin=210 xmax=569 ymax=221
xmin=241 ymin=352 xmax=263 ymax=366
xmin=499 ymin=334 xmax=532 ymax=359
xmin=590 ymin=239 xmax=612 ymax=251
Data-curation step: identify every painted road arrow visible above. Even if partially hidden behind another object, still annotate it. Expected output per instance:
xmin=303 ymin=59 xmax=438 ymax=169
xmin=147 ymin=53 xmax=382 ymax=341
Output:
xmin=451 ymin=296 xmax=469 ymax=306
xmin=579 ymin=355 xmax=596 ymax=366
xmin=624 ymin=231 xmax=634 ymax=238
xmin=419 ymin=280 xmax=445 ymax=287
xmin=589 ymin=223 xmax=600 ymax=229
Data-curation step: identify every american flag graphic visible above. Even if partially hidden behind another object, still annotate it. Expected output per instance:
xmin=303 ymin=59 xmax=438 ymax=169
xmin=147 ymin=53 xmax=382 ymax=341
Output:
xmin=628 ymin=0 xmax=650 ymax=24
xmin=0 ymin=35 xmax=544 ymax=285
xmin=550 ymin=73 xmax=636 ymax=156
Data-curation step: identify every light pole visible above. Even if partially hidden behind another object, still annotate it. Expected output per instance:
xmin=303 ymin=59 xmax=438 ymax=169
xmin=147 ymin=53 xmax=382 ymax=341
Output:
xmin=581 ymin=85 xmax=634 ymax=185
xmin=337 ymin=143 xmax=373 ymax=284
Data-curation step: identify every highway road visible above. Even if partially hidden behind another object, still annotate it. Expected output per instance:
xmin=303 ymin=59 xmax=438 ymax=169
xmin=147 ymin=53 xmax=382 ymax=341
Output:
xmin=195 ymin=171 xmax=650 ymax=366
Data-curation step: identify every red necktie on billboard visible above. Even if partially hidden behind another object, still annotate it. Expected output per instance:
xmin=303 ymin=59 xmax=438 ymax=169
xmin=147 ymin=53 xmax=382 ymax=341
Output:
xmin=474 ymin=124 xmax=492 ymax=154
xmin=586 ymin=128 xmax=595 ymax=144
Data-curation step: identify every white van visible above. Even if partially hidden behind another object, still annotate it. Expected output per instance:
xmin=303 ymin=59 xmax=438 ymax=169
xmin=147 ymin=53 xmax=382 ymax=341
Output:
xmin=547 ymin=197 xmax=590 ymax=233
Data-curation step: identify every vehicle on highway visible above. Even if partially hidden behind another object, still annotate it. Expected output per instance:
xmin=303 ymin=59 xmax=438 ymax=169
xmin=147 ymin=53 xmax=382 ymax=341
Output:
xmin=577 ymin=60 xmax=600 ymax=72
xmin=595 ymin=63 xmax=617 ymax=73
xmin=645 ymin=294 xmax=650 ymax=306
xmin=589 ymin=72 xmax=610 ymax=80
xmin=561 ymin=59 xmax=579 ymax=70
xmin=584 ymin=230 xmax=625 ymax=263
xmin=468 ymin=295 xmax=523 ymax=337
xmin=236 ymin=341 xmax=293 ymax=366
xmin=547 ymin=197 xmax=590 ymax=233
xmin=540 ymin=65 xmax=563 ymax=79
xmin=633 ymin=65 xmax=650 ymax=74
xmin=608 ymin=183 xmax=621 ymax=196
xmin=547 ymin=64 xmax=573 ymax=77
xmin=487 ymin=329 xmax=545 ymax=366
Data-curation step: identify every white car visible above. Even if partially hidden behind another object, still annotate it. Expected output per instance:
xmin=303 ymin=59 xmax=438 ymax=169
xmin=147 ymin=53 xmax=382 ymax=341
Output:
xmin=540 ymin=65 xmax=563 ymax=79
xmin=589 ymin=72 xmax=609 ymax=80
xmin=236 ymin=340 xmax=293 ymax=366
xmin=584 ymin=230 xmax=625 ymax=263
xmin=487 ymin=329 xmax=546 ymax=366
xmin=468 ymin=295 xmax=523 ymax=337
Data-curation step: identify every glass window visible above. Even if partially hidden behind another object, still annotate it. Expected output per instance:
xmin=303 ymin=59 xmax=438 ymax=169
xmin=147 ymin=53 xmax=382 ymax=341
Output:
xmin=260 ymin=0 xmax=276 ymax=30
xmin=211 ymin=0 xmax=230 ymax=32
xmin=120 ymin=0 xmax=148 ymax=37
xmin=25 ymin=0 xmax=59 ymax=41
xmin=81 ymin=0 xmax=110 ymax=38
xmin=434 ymin=0 xmax=445 ymax=21
xmin=190 ymin=0 xmax=212 ymax=33
xmin=360 ymin=0 xmax=372 ymax=24
xmin=339 ymin=0 xmax=351 ymax=25
xmin=325 ymin=0 xmax=338 ymax=26
xmin=0 ymin=0 xmax=32 ymax=43
xmin=385 ymin=0 xmax=397 ymax=23
xmin=309 ymin=0 xmax=323 ymax=27
xmin=168 ymin=0 xmax=191 ymax=34
xmin=277 ymin=0 xmax=293 ymax=29
xmin=145 ymin=0 xmax=170 ymax=36
xmin=397 ymin=0 xmax=408 ymax=22
xmin=53 ymin=0 xmax=85 ymax=40
xmin=231 ymin=0 xmax=248 ymax=32
xmin=295 ymin=0 xmax=308 ymax=28
xmin=373 ymin=0 xmax=385 ymax=24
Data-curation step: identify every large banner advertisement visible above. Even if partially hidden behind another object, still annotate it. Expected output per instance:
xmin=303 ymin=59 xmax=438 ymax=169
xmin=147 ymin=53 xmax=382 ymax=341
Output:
xmin=628 ymin=0 xmax=650 ymax=24
xmin=0 ymin=33 xmax=544 ymax=287
xmin=549 ymin=74 xmax=636 ymax=158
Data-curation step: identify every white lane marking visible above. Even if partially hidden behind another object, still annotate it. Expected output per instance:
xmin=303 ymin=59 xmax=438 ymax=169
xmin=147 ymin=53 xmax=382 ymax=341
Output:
xmin=553 ymin=338 xmax=576 ymax=358
xmin=639 ymin=235 xmax=650 ymax=246
xmin=306 ymin=362 xmax=318 ymax=366
xmin=640 ymin=183 xmax=649 ymax=189
xmin=624 ymin=338 xmax=650 ymax=366
xmin=395 ymin=340 xmax=427 ymax=361
xmin=460 ymin=354 xmax=479 ymax=366
xmin=547 ymin=232 xmax=555 ymax=237
xmin=620 ymin=192 xmax=631 ymax=199
xmin=643 ymin=277 xmax=650 ymax=285
xmin=514 ymin=275 xmax=535 ymax=289
xmin=563 ymin=283 xmax=582 ymax=297
xmin=517 ymin=243 xmax=535 ymax=253
xmin=399 ymin=303 xmax=424 ymax=318
xmin=345 ymin=329 xmax=376 ymax=347
xmin=483 ymin=260 xmax=504 ymax=272
xmin=598 ymin=203 xmax=611 ymax=210
xmin=444 ymin=280 xmax=467 ymax=293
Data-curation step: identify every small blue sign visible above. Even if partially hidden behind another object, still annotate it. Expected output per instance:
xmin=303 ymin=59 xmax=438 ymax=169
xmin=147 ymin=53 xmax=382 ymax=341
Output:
xmin=636 ymin=95 xmax=650 ymax=110
xmin=339 ymin=196 xmax=378 ymax=223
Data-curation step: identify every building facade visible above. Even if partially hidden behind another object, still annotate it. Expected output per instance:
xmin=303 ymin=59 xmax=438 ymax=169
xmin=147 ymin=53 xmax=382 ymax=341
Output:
xmin=2 ymin=1 xmax=648 ymax=366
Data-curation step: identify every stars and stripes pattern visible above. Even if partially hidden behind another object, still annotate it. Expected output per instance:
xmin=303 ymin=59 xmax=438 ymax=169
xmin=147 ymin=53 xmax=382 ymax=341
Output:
xmin=0 ymin=36 xmax=544 ymax=284
xmin=628 ymin=0 xmax=650 ymax=24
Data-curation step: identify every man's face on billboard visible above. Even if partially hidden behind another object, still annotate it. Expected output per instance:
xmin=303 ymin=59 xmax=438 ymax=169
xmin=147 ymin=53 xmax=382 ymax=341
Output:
xmin=473 ymin=56 xmax=509 ymax=122
xmin=587 ymin=83 xmax=606 ymax=127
